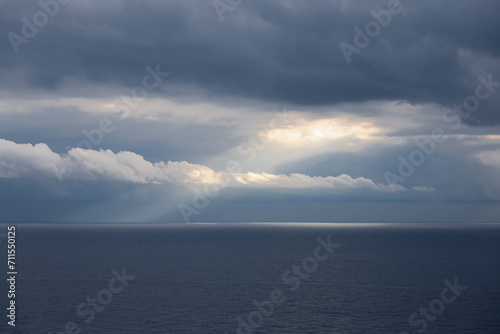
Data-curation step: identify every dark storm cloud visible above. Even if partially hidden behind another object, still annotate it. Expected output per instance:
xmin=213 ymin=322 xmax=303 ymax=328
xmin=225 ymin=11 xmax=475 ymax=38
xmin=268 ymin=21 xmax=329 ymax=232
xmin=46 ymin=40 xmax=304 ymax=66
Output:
xmin=1 ymin=0 xmax=499 ymax=123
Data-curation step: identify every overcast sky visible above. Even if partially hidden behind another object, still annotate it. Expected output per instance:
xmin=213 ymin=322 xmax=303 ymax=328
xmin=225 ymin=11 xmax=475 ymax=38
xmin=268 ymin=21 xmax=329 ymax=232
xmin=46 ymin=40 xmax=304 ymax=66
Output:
xmin=1 ymin=0 xmax=499 ymax=223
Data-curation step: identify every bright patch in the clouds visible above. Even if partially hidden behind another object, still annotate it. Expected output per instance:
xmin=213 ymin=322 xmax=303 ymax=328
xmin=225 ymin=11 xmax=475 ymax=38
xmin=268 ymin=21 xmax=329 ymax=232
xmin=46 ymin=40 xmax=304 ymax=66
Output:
xmin=261 ymin=115 xmax=381 ymax=145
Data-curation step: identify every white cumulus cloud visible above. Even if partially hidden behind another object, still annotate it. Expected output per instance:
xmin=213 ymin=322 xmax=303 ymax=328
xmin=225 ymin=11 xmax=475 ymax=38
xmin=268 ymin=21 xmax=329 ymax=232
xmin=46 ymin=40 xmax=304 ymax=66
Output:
xmin=0 ymin=138 xmax=409 ymax=193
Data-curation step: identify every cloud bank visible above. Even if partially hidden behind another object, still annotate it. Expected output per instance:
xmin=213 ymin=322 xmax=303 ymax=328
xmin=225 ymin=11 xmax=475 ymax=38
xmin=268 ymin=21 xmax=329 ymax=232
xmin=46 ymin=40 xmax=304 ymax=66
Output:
xmin=0 ymin=138 xmax=405 ymax=194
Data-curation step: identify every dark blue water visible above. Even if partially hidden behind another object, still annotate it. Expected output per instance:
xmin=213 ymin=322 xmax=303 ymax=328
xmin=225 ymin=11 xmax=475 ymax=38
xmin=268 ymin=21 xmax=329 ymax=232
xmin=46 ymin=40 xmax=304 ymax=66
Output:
xmin=0 ymin=223 xmax=499 ymax=333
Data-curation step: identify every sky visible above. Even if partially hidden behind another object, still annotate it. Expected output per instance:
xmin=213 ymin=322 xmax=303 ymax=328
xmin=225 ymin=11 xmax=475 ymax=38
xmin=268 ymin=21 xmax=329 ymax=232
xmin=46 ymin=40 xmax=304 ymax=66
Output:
xmin=0 ymin=0 xmax=499 ymax=223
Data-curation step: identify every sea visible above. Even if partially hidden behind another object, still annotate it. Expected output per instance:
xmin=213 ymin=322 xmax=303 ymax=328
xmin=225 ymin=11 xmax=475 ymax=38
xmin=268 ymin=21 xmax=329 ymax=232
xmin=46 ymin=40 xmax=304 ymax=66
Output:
xmin=0 ymin=222 xmax=499 ymax=333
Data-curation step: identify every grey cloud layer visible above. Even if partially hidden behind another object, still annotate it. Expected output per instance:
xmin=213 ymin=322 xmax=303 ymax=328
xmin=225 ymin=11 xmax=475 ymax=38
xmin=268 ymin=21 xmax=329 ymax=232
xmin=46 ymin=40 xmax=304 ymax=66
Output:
xmin=1 ymin=0 xmax=500 ymax=123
